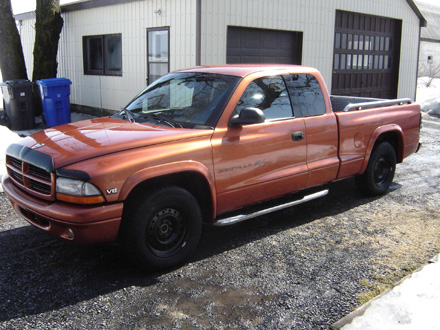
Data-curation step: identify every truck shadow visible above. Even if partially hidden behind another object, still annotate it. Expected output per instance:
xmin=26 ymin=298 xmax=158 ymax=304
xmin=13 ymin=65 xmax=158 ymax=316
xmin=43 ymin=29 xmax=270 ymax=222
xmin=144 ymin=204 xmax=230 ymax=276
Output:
xmin=0 ymin=177 xmax=396 ymax=321
xmin=195 ymin=177 xmax=399 ymax=261
xmin=0 ymin=226 xmax=155 ymax=321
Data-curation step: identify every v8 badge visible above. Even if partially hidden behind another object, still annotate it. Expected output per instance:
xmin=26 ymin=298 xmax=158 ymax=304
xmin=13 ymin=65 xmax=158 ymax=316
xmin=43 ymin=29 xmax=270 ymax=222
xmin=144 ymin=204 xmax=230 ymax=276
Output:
xmin=106 ymin=188 xmax=118 ymax=195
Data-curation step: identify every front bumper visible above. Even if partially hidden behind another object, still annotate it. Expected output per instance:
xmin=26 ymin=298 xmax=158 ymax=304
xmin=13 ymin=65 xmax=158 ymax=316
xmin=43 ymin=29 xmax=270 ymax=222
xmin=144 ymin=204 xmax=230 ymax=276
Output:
xmin=2 ymin=175 xmax=123 ymax=244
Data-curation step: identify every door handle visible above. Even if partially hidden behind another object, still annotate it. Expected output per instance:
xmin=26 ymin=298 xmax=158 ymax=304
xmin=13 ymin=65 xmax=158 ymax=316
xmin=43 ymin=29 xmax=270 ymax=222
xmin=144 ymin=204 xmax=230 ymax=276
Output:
xmin=291 ymin=131 xmax=304 ymax=141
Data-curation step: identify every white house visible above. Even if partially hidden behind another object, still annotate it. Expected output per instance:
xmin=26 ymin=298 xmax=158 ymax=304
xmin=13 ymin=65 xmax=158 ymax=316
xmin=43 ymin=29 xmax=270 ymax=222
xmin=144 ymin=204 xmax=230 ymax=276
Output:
xmin=12 ymin=0 xmax=426 ymax=115
xmin=415 ymin=1 xmax=440 ymax=79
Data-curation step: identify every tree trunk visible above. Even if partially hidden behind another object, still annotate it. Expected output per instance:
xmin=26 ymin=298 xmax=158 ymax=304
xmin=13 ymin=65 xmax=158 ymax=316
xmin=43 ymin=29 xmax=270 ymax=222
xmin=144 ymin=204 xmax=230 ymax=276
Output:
xmin=32 ymin=0 xmax=64 ymax=115
xmin=0 ymin=0 xmax=28 ymax=81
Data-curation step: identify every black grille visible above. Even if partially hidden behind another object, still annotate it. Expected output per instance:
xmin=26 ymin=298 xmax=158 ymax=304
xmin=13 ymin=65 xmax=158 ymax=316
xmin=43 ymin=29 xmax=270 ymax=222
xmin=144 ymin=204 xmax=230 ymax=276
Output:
xmin=29 ymin=164 xmax=51 ymax=180
xmin=7 ymin=155 xmax=54 ymax=199
xmin=29 ymin=179 xmax=52 ymax=194
xmin=11 ymin=171 xmax=24 ymax=184
xmin=10 ymin=158 xmax=22 ymax=170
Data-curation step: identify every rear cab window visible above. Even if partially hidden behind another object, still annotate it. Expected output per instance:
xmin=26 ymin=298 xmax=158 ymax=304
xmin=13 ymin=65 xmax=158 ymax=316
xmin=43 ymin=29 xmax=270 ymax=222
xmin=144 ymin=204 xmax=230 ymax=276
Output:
xmin=284 ymin=74 xmax=326 ymax=117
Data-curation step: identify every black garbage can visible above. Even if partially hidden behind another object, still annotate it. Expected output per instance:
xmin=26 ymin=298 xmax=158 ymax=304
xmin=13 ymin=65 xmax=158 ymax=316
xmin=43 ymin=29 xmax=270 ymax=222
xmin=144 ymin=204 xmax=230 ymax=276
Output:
xmin=0 ymin=80 xmax=35 ymax=130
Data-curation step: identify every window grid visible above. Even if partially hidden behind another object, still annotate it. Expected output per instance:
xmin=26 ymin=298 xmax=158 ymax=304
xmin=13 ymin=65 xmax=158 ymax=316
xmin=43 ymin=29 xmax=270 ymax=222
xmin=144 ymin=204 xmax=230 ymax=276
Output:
xmin=334 ymin=32 xmax=392 ymax=71
xmin=147 ymin=27 xmax=170 ymax=84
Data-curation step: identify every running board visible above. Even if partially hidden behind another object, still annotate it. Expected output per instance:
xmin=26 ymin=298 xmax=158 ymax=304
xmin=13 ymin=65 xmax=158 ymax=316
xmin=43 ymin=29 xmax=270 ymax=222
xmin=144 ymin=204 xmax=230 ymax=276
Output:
xmin=213 ymin=189 xmax=329 ymax=226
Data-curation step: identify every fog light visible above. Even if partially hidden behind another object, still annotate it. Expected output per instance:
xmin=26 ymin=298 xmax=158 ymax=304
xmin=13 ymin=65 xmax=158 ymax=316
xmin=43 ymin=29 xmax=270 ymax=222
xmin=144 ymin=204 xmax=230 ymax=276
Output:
xmin=67 ymin=228 xmax=74 ymax=240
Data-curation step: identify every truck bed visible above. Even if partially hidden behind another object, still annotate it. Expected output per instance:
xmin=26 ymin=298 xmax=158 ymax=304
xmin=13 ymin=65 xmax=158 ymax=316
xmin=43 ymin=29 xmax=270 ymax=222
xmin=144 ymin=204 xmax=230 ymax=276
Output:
xmin=332 ymin=98 xmax=421 ymax=179
xmin=330 ymin=95 xmax=412 ymax=112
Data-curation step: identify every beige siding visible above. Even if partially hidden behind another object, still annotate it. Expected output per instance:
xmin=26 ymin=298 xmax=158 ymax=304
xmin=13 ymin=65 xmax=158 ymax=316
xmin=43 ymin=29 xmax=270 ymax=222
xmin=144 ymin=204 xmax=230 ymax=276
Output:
xmin=18 ymin=18 xmax=36 ymax=80
xmin=201 ymin=0 xmax=421 ymax=98
xmin=56 ymin=0 xmax=197 ymax=111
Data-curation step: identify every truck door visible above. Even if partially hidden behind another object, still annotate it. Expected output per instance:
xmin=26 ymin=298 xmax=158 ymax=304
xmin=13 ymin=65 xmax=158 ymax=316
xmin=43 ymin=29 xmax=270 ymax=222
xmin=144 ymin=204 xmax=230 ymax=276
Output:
xmin=284 ymin=74 xmax=339 ymax=187
xmin=211 ymin=75 xmax=308 ymax=215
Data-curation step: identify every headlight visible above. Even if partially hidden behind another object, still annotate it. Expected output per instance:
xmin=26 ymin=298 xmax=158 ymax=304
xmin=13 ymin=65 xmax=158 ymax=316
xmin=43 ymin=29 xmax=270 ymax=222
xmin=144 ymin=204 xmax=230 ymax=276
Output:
xmin=56 ymin=178 xmax=105 ymax=204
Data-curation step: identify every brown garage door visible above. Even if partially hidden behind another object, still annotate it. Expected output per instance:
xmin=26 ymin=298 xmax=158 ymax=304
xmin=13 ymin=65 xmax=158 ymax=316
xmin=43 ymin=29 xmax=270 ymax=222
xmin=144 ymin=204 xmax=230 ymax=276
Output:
xmin=227 ymin=26 xmax=302 ymax=65
xmin=332 ymin=10 xmax=402 ymax=99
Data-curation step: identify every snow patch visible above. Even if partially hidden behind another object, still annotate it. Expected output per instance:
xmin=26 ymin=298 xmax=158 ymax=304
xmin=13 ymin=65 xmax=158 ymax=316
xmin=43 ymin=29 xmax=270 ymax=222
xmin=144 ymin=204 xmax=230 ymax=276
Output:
xmin=417 ymin=77 xmax=440 ymax=116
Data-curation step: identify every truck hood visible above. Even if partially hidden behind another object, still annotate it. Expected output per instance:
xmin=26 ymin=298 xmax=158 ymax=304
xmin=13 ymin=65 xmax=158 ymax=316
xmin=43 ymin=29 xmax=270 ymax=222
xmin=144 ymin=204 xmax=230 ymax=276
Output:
xmin=19 ymin=117 xmax=213 ymax=169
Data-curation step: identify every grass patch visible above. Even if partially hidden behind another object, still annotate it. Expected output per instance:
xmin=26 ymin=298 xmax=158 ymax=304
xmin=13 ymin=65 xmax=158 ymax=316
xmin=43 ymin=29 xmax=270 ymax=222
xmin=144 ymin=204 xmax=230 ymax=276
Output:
xmin=357 ymin=280 xmax=391 ymax=305
xmin=357 ymin=262 xmax=424 ymax=305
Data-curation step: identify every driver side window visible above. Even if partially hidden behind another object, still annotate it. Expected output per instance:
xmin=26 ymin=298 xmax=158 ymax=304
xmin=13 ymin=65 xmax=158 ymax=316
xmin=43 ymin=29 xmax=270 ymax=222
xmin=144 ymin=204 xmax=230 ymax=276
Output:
xmin=235 ymin=76 xmax=293 ymax=120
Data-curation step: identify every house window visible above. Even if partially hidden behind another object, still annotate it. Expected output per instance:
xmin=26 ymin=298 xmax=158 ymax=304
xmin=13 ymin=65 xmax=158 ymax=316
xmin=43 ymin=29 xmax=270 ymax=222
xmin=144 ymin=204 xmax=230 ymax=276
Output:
xmin=148 ymin=28 xmax=169 ymax=83
xmin=83 ymin=34 xmax=122 ymax=76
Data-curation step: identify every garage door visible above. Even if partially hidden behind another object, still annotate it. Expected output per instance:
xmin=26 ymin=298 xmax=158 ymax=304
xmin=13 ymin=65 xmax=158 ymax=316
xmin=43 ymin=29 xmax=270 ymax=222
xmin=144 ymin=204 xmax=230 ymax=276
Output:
xmin=227 ymin=26 xmax=302 ymax=65
xmin=331 ymin=11 xmax=402 ymax=99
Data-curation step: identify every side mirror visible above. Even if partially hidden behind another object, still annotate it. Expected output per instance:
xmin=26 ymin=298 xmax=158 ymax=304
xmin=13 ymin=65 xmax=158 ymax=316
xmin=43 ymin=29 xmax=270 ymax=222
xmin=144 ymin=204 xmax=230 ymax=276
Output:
xmin=229 ymin=107 xmax=266 ymax=127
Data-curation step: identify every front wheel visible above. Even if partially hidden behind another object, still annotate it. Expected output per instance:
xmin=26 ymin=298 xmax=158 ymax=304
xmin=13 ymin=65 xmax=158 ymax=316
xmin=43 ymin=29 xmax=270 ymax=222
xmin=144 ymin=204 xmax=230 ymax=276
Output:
xmin=120 ymin=186 xmax=202 ymax=271
xmin=356 ymin=142 xmax=396 ymax=196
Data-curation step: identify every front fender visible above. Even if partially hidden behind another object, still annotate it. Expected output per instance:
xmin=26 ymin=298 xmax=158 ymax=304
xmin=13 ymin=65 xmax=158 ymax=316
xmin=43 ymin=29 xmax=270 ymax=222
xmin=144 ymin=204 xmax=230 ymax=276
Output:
xmin=360 ymin=124 xmax=404 ymax=174
xmin=119 ymin=161 xmax=217 ymax=216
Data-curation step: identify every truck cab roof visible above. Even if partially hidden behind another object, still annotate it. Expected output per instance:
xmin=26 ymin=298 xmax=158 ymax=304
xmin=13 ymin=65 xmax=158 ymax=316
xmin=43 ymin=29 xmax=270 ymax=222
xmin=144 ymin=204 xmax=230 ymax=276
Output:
xmin=177 ymin=64 xmax=319 ymax=78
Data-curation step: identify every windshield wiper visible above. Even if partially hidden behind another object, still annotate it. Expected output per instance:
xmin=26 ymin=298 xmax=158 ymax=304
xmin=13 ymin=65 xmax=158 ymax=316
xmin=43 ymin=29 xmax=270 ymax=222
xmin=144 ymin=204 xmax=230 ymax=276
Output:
xmin=144 ymin=113 xmax=183 ymax=128
xmin=120 ymin=109 xmax=136 ymax=122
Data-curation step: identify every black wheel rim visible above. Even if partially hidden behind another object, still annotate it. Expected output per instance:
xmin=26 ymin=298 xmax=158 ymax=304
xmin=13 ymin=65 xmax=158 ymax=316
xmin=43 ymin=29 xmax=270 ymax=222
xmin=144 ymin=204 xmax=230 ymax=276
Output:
xmin=374 ymin=155 xmax=391 ymax=186
xmin=146 ymin=207 xmax=187 ymax=257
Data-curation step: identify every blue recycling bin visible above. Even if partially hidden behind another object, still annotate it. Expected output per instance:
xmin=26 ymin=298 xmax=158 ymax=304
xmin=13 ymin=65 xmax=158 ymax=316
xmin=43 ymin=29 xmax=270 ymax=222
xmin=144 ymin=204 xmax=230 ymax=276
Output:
xmin=36 ymin=78 xmax=72 ymax=127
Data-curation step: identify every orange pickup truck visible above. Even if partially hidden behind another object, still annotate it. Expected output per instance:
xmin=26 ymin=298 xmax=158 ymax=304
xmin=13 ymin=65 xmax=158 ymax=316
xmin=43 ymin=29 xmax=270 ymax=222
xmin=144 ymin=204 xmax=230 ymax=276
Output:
xmin=2 ymin=65 xmax=422 ymax=270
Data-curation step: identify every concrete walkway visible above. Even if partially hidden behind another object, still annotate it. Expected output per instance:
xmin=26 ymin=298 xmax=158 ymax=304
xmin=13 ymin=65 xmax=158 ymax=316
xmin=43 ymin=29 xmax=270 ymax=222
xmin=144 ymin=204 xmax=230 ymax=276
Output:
xmin=7 ymin=112 xmax=97 ymax=136
xmin=333 ymin=255 xmax=440 ymax=330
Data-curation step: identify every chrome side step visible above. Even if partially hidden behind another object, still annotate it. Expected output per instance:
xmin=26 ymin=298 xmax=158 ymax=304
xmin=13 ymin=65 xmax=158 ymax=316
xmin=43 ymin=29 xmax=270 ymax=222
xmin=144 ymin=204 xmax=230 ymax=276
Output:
xmin=213 ymin=189 xmax=329 ymax=226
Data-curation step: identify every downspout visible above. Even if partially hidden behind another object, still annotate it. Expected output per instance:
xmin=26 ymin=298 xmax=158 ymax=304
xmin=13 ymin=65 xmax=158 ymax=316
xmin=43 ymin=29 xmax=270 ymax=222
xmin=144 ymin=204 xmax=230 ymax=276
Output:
xmin=415 ymin=25 xmax=422 ymax=101
xmin=196 ymin=0 xmax=201 ymax=66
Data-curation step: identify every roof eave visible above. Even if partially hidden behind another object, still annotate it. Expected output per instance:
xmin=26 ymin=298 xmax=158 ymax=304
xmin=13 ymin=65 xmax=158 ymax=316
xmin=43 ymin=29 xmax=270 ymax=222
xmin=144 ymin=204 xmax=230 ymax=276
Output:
xmin=61 ymin=0 xmax=142 ymax=13
xmin=407 ymin=0 xmax=428 ymax=27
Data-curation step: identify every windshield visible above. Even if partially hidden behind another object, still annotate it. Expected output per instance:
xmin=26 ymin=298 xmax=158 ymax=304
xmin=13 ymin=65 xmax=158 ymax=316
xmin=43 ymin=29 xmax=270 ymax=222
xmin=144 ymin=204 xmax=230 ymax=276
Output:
xmin=114 ymin=72 xmax=241 ymax=129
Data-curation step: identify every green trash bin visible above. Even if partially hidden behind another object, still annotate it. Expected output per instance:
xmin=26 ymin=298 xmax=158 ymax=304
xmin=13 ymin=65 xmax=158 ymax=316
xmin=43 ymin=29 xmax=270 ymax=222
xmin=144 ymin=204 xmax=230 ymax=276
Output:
xmin=0 ymin=80 xmax=35 ymax=130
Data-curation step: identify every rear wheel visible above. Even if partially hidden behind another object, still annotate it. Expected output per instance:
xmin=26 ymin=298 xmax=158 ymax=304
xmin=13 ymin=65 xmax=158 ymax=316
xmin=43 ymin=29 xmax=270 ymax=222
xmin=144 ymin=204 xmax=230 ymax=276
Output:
xmin=356 ymin=142 xmax=396 ymax=196
xmin=121 ymin=186 xmax=202 ymax=270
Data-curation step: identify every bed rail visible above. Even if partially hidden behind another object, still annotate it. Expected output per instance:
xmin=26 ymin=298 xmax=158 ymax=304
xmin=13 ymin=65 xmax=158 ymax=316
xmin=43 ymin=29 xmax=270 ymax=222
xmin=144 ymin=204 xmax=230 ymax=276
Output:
xmin=342 ymin=98 xmax=413 ymax=112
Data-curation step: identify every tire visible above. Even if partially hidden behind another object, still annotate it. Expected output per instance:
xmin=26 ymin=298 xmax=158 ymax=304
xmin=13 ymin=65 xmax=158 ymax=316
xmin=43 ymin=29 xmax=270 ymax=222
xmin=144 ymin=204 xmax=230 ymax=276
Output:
xmin=356 ymin=142 xmax=396 ymax=196
xmin=120 ymin=186 xmax=202 ymax=271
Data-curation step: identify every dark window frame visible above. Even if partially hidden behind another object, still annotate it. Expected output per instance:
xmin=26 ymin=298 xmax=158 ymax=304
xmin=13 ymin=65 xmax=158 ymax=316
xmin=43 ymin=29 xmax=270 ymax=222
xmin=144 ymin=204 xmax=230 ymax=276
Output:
xmin=83 ymin=33 xmax=122 ymax=76
xmin=147 ymin=27 xmax=170 ymax=84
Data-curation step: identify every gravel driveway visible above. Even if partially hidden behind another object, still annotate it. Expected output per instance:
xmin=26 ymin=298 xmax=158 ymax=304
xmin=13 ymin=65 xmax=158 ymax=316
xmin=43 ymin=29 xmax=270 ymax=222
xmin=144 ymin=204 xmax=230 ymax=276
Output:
xmin=1 ymin=115 xmax=439 ymax=330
